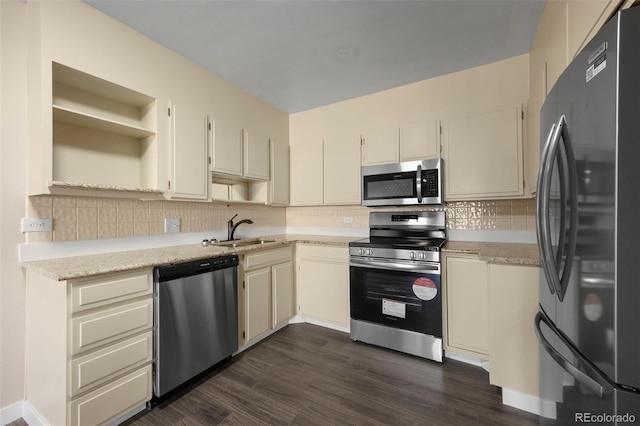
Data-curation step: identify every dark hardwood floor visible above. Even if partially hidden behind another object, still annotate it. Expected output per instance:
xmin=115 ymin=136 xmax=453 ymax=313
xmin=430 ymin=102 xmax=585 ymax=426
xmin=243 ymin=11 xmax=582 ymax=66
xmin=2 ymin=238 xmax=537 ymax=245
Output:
xmin=122 ymin=323 xmax=539 ymax=426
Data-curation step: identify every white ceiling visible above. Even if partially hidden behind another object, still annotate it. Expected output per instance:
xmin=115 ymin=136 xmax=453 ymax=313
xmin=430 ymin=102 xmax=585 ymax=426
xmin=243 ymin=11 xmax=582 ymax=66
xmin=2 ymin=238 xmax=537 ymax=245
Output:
xmin=85 ymin=0 xmax=546 ymax=114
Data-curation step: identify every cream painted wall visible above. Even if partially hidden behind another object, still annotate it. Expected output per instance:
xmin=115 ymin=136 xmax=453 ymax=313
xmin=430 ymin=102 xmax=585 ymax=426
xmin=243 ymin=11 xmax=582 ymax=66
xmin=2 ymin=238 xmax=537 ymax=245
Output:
xmin=1 ymin=0 xmax=28 ymax=411
xmin=290 ymin=53 xmax=530 ymax=148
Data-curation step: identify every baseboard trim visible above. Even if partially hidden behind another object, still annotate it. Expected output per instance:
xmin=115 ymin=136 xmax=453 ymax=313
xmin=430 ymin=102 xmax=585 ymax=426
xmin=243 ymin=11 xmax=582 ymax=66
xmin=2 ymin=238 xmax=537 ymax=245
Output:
xmin=502 ymin=388 xmax=554 ymax=418
xmin=290 ymin=315 xmax=350 ymax=334
xmin=0 ymin=400 xmax=45 ymax=426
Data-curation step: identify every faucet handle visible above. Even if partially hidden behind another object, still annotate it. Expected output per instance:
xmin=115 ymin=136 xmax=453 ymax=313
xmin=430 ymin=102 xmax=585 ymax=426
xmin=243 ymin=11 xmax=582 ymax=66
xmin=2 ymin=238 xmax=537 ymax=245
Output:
xmin=229 ymin=213 xmax=238 ymax=223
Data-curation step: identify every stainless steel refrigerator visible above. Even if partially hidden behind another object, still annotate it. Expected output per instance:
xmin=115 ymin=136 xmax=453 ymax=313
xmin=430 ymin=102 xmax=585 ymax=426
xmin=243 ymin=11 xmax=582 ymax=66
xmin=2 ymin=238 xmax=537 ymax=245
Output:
xmin=535 ymin=7 xmax=640 ymax=425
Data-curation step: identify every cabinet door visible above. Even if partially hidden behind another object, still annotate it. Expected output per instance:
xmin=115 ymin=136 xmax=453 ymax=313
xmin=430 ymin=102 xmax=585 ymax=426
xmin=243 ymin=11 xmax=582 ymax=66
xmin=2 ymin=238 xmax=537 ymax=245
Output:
xmin=400 ymin=120 xmax=440 ymax=161
xmin=324 ymin=133 xmax=361 ymax=205
xmin=488 ymin=264 xmax=539 ymax=396
xmin=445 ymin=256 xmax=489 ymax=357
xmin=170 ymin=104 xmax=210 ymax=200
xmin=272 ymin=261 xmax=294 ymax=327
xmin=243 ymin=129 xmax=270 ymax=180
xmin=244 ymin=267 xmax=271 ymax=342
xmin=443 ymin=105 xmax=524 ymax=200
xmin=361 ymin=126 xmax=399 ymax=166
xmin=290 ymin=142 xmax=323 ymax=205
xmin=567 ymin=0 xmax=618 ymax=60
xmin=212 ymin=119 xmax=243 ymax=176
xmin=297 ymin=259 xmax=349 ymax=327
xmin=270 ymin=141 xmax=290 ymax=205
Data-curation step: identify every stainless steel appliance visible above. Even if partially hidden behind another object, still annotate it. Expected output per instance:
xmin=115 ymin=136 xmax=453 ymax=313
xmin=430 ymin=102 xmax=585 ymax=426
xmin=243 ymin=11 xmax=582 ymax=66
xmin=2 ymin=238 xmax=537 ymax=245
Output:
xmin=153 ymin=255 xmax=239 ymax=399
xmin=361 ymin=158 xmax=443 ymax=206
xmin=534 ymin=7 xmax=640 ymax=423
xmin=349 ymin=211 xmax=445 ymax=362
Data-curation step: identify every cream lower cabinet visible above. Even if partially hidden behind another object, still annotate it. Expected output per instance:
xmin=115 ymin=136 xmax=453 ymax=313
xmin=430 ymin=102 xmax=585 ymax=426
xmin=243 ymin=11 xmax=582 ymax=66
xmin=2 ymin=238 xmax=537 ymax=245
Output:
xmin=443 ymin=254 xmax=489 ymax=358
xmin=442 ymin=104 xmax=524 ymax=201
xmin=240 ymin=246 xmax=294 ymax=346
xmin=25 ymin=269 xmax=154 ymax=426
xmin=488 ymin=263 xmax=540 ymax=396
xmin=296 ymin=244 xmax=349 ymax=328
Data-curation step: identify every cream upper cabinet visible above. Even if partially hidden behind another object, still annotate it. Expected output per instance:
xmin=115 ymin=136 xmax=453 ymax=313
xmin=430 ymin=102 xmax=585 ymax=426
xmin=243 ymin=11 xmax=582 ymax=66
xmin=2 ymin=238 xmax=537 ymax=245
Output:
xmin=296 ymin=244 xmax=350 ymax=329
xmin=212 ymin=120 xmax=244 ymax=177
xmin=169 ymin=104 xmax=211 ymax=200
xmin=444 ymin=254 xmax=489 ymax=358
xmin=399 ymin=120 xmax=441 ymax=162
xmin=361 ymin=121 xmax=441 ymax=166
xmin=567 ymin=0 xmax=621 ymax=60
xmin=442 ymin=104 xmax=524 ymax=201
xmin=324 ymin=129 xmax=361 ymax=205
xmin=361 ymin=125 xmax=399 ymax=166
xmin=30 ymin=62 xmax=163 ymax=198
xmin=488 ymin=264 xmax=540 ymax=396
xmin=290 ymin=142 xmax=324 ymax=205
xmin=243 ymin=129 xmax=270 ymax=181
xmin=269 ymin=141 xmax=290 ymax=205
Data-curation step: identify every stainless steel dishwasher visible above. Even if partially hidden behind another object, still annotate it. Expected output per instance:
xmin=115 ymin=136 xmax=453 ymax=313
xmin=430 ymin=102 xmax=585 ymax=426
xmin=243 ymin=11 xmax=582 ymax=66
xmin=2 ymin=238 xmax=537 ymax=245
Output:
xmin=153 ymin=255 xmax=239 ymax=398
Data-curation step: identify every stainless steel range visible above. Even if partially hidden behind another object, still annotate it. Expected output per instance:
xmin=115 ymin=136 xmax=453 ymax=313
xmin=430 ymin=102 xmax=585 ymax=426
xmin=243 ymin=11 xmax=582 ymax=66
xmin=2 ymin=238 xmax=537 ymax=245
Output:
xmin=349 ymin=211 xmax=446 ymax=362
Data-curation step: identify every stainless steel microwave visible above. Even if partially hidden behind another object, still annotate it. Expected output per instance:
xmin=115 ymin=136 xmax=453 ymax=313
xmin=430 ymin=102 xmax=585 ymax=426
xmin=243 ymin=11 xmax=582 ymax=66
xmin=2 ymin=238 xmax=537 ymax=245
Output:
xmin=361 ymin=159 xmax=443 ymax=206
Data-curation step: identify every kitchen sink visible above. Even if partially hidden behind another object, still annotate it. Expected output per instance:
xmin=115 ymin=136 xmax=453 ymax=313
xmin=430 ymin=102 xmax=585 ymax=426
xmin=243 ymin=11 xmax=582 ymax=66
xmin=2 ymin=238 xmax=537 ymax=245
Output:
xmin=216 ymin=238 xmax=277 ymax=248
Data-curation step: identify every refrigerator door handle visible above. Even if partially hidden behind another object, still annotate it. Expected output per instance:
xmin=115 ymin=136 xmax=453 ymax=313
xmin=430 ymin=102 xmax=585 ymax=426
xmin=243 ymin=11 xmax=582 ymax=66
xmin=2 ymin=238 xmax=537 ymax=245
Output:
xmin=536 ymin=116 xmax=579 ymax=302
xmin=555 ymin=116 xmax=579 ymax=301
xmin=537 ymin=123 xmax=558 ymax=295
xmin=535 ymin=310 xmax=613 ymax=398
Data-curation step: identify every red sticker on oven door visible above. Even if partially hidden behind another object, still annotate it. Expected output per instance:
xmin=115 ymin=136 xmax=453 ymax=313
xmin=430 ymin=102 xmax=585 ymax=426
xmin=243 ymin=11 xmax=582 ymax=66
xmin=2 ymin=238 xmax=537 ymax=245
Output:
xmin=413 ymin=277 xmax=437 ymax=301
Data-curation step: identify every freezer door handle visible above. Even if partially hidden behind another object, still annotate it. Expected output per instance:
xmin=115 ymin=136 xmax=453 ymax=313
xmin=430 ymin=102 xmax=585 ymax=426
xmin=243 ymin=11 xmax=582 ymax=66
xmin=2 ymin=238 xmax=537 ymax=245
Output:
xmin=535 ymin=310 xmax=613 ymax=398
xmin=537 ymin=123 xmax=558 ymax=296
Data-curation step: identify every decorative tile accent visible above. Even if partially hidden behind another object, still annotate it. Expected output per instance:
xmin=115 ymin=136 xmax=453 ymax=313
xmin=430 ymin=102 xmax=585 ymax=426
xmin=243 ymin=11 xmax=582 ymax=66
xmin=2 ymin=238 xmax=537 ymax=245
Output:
xmin=26 ymin=195 xmax=535 ymax=242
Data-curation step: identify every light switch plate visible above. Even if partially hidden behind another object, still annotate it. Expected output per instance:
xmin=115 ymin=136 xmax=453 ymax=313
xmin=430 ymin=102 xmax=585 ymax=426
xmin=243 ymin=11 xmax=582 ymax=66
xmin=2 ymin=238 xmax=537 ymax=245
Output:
xmin=343 ymin=217 xmax=353 ymax=224
xmin=164 ymin=218 xmax=180 ymax=233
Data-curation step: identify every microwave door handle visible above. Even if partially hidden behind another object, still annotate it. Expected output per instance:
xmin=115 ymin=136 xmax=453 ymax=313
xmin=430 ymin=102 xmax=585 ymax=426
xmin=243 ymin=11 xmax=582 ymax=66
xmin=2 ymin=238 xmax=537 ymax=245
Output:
xmin=537 ymin=123 xmax=560 ymax=296
xmin=416 ymin=165 xmax=423 ymax=203
xmin=534 ymin=311 xmax=612 ymax=398
xmin=556 ymin=116 xmax=579 ymax=301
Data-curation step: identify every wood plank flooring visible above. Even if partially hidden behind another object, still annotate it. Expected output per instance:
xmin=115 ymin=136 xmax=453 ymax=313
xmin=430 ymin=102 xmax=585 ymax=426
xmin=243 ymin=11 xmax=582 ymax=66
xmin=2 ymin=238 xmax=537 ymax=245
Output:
xmin=122 ymin=323 xmax=539 ymax=426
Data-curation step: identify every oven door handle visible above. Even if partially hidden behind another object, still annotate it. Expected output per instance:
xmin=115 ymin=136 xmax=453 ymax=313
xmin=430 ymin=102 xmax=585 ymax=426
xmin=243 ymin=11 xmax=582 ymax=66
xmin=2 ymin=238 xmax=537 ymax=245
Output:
xmin=350 ymin=257 xmax=440 ymax=274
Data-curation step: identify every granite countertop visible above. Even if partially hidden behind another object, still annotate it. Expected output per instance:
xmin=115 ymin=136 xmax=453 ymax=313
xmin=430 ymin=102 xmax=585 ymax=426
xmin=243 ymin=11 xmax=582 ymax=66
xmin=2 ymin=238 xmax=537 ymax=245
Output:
xmin=443 ymin=241 xmax=540 ymax=266
xmin=23 ymin=234 xmax=360 ymax=281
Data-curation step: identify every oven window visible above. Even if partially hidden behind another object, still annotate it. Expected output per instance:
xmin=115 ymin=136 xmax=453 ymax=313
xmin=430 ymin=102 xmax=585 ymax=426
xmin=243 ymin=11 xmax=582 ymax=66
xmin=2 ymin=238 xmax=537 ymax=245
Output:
xmin=363 ymin=171 xmax=416 ymax=200
xmin=350 ymin=266 xmax=442 ymax=337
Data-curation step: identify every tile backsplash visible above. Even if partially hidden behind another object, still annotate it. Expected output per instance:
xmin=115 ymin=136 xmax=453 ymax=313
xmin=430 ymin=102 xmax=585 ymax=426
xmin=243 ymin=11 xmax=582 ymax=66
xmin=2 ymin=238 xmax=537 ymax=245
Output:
xmin=26 ymin=196 xmax=286 ymax=243
xmin=26 ymin=196 xmax=535 ymax=243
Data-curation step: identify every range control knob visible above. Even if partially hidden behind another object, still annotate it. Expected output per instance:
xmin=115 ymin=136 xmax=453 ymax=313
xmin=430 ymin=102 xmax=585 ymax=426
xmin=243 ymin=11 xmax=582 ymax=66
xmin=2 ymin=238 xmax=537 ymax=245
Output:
xmin=358 ymin=248 xmax=365 ymax=255
xmin=419 ymin=252 xmax=426 ymax=260
xmin=366 ymin=249 xmax=374 ymax=256
xmin=409 ymin=252 xmax=416 ymax=260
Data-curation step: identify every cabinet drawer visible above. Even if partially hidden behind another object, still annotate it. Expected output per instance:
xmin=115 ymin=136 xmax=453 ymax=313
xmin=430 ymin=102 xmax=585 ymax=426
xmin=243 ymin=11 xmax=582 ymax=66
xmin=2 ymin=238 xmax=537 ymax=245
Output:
xmin=69 ymin=364 xmax=152 ymax=426
xmin=244 ymin=246 xmax=293 ymax=270
xmin=71 ymin=298 xmax=153 ymax=355
xmin=69 ymin=331 xmax=152 ymax=397
xmin=296 ymin=244 xmax=348 ymax=263
xmin=70 ymin=269 xmax=152 ymax=313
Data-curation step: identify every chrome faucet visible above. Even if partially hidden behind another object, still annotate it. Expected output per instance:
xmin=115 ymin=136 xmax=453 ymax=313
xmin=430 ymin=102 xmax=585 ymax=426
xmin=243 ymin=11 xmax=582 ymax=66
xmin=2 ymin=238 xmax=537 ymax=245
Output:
xmin=227 ymin=214 xmax=254 ymax=241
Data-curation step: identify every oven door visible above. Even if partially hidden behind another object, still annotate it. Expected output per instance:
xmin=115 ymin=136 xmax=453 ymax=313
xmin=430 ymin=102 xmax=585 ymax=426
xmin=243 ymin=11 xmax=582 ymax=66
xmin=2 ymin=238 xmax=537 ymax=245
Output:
xmin=349 ymin=257 xmax=442 ymax=337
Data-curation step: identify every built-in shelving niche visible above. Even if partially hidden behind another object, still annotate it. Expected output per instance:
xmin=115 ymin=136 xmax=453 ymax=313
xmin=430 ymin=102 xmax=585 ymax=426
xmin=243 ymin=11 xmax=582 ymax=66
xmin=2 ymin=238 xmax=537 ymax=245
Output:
xmin=50 ymin=62 xmax=162 ymax=197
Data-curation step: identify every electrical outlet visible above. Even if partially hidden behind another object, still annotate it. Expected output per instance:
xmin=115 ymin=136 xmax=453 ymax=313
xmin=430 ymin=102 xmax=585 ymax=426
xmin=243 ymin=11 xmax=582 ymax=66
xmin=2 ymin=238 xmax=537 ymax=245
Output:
xmin=164 ymin=218 xmax=180 ymax=234
xmin=21 ymin=218 xmax=52 ymax=233
xmin=343 ymin=217 xmax=353 ymax=224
